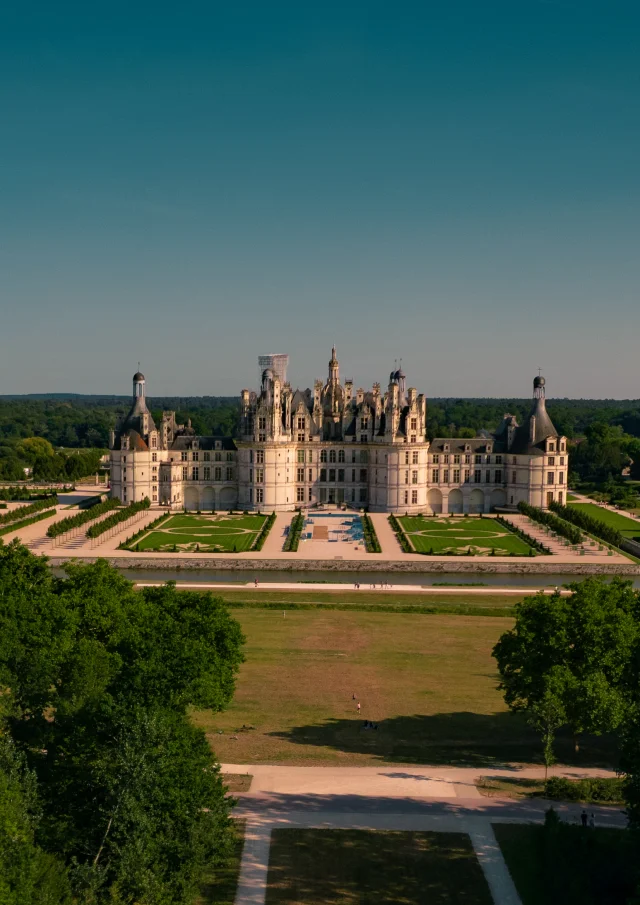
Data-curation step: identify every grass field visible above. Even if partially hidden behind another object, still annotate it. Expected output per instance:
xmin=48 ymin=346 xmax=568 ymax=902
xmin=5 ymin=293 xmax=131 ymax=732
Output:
xmin=493 ymin=823 xmax=636 ymax=905
xmin=196 ymin=820 xmax=245 ymax=905
xmin=265 ymin=829 xmax=493 ymax=904
xmin=568 ymin=502 xmax=640 ymax=540
xmin=194 ymin=608 xmax=614 ymax=767
xmin=398 ymin=515 xmax=534 ymax=555
xmin=129 ymin=513 xmax=268 ymax=552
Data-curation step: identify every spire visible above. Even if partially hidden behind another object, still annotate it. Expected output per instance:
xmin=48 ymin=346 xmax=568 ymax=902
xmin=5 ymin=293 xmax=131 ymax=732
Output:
xmin=328 ymin=345 xmax=339 ymax=383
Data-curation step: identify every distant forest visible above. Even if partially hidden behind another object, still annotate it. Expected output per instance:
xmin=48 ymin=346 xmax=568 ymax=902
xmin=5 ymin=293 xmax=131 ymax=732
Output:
xmin=1 ymin=394 xmax=639 ymax=448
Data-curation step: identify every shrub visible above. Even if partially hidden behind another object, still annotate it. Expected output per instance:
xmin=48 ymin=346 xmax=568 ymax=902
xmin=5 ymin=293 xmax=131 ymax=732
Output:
xmin=518 ymin=501 xmax=583 ymax=545
xmin=361 ymin=514 xmax=381 ymax=552
xmin=549 ymin=500 xmax=623 ymax=548
xmin=253 ymin=512 xmax=276 ymax=551
xmin=544 ymin=776 xmax=625 ymax=803
xmin=0 ymin=508 xmax=57 ymax=537
xmin=283 ymin=510 xmax=305 ymax=552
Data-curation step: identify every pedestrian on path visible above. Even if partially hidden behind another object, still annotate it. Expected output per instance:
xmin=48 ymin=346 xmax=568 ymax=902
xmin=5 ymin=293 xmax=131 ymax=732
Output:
xmin=357 ymin=701 xmax=361 ymax=713
xmin=589 ymin=813 xmax=596 ymax=829
xmin=581 ymin=809 xmax=588 ymax=827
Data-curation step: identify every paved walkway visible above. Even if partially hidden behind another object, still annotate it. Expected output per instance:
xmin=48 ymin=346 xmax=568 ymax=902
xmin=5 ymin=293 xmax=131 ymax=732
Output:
xmin=227 ymin=763 xmax=626 ymax=904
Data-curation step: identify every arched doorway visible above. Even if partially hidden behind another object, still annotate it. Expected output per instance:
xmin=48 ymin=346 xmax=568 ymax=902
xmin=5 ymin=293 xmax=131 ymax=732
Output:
xmin=202 ymin=486 xmax=215 ymax=511
xmin=448 ymin=488 xmax=463 ymax=514
xmin=220 ymin=486 xmax=236 ymax=510
xmin=490 ymin=488 xmax=507 ymax=511
xmin=427 ymin=488 xmax=443 ymax=514
xmin=469 ymin=489 xmax=484 ymax=514
xmin=184 ymin=487 xmax=199 ymax=511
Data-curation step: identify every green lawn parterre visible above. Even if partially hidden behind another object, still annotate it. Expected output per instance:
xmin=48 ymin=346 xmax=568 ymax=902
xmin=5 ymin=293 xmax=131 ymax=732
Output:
xmin=568 ymin=502 xmax=640 ymax=540
xmin=398 ymin=515 xmax=533 ymax=556
xmin=129 ymin=513 xmax=268 ymax=552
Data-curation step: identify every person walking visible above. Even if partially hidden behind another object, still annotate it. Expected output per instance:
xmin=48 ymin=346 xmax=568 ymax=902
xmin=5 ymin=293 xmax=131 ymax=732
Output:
xmin=589 ymin=813 xmax=596 ymax=829
xmin=581 ymin=809 xmax=588 ymax=828
xmin=357 ymin=701 xmax=361 ymax=713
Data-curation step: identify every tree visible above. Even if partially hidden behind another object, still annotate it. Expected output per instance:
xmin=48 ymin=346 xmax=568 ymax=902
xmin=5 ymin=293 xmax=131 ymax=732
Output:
xmin=493 ymin=579 xmax=640 ymax=752
xmin=0 ymin=735 xmax=71 ymax=905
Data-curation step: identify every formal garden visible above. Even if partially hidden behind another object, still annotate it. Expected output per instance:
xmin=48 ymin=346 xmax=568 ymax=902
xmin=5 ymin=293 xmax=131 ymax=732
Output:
xmin=396 ymin=514 xmax=534 ymax=556
xmin=568 ymin=502 xmax=640 ymax=542
xmin=123 ymin=512 xmax=272 ymax=553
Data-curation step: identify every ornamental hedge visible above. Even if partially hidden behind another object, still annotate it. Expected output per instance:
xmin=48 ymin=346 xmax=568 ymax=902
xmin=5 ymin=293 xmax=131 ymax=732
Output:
xmin=0 ymin=508 xmax=57 ymax=537
xmin=0 ymin=486 xmax=66 ymax=501
xmin=495 ymin=515 xmax=551 ymax=555
xmin=517 ymin=501 xmax=583 ymax=545
xmin=361 ymin=514 xmax=381 ymax=553
xmin=283 ymin=510 xmax=305 ymax=552
xmin=549 ymin=500 xmax=623 ymax=548
xmin=119 ymin=511 xmax=172 ymax=549
xmin=47 ymin=497 xmax=120 ymax=538
xmin=388 ymin=514 xmax=412 ymax=552
xmin=86 ymin=498 xmax=151 ymax=538
xmin=0 ymin=496 xmax=58 ymax=527
xmin=253 ymin=512 xmax=276 ymax=551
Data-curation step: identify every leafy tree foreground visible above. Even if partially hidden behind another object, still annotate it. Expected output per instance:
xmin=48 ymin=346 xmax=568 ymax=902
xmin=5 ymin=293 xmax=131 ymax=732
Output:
xmin=0 ymin=541 xmax=245 ymax=905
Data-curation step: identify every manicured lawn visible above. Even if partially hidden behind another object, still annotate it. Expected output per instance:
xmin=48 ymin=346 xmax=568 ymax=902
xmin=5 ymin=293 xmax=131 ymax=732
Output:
xmin=568 ymin=502 xmax=640 ymax=539
xmin=493 ymin=823 xmax=637 ymax=905
xmin=129 ymin=513 xmax=268 ymax=552
xmin=265 ymin=829 xmax=493 ymax=904
xmin=398 ymin=515 xmax=533 ymax=555
xmin=195 ymin=608 xmax=614 ymax=767
xmin=196 ymin=819 xmax=245 ymax=905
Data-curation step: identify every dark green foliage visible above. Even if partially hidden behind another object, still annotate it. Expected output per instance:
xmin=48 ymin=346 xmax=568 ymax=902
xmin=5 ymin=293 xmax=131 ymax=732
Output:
xmin=283 ymin=510 xmax=305 ymax=552
xmin=388 ymin=514 xmax=412 ymax=552
xmin=253 ymin=512 xmax=276 ymax=551
xmin=0 ymin=486 xmax=65 ymax=501
xmin=549 ymin=500 xmax=623 ymax=547
xmin=496 ymin=514 xmax=552 ymax=553
xmin=47 ymin=498 xmax=120 ymax=538
xmin=0 ymin=509 xmax=57 ymax=538
xmin=518 ymin=501 xmax=583 ymax=545
xmin=543 ymin=776 xmax=625 ymax=803
xmin=86 ymin=498 xmax=150 ymax=538
xmin=0 ymin=496 xmax=58 ymax=527
xmin=0 ymin=543 xmax=245 ymax=904
xmin=361 ymin=514 xmax=381 ymax=552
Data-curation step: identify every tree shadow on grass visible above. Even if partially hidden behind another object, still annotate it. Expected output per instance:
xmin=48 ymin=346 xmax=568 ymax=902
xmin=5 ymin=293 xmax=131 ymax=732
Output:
xmin=269 ymin=712 xmax=618 ymax=769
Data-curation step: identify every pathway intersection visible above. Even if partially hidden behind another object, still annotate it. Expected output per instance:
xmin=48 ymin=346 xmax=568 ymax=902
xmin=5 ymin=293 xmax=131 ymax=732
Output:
xmin=225 ymin=763 xmax=625 ymax=905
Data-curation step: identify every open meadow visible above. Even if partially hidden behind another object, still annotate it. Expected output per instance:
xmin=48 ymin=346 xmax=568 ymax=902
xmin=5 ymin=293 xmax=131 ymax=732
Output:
xmin=568 ymin=502 xmax=640 ymax=541
xmin=128 ymin=512 xmax=268 ymax=552
xmin=193 ymin=606 xmax=615 ymax=767
xmin=398 ymin=515 xmax=533 ymax=555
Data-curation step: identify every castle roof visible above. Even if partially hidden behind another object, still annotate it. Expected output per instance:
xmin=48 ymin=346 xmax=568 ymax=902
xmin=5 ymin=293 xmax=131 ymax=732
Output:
xmin=509 ymin=396 xmax=558 ymax=456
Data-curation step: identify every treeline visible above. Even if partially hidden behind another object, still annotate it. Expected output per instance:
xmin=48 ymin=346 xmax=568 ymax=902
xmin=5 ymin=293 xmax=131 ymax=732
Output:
xmin=0 ymin=496 xmax=57 ymax=527
xmin=86 ymin=498 xmax=150 ymax=538
xmin=0 ymin=542 xmax=245 ymax=904
xmin=549 ymin=500 xmax=624 ymax=548
xmin=0 ymin=438 xmax=105 ymax=482
xmin=517 ymin=501 xmax=583 ymax=545
xmin=46 ymin=498 xmax=120 ymax=538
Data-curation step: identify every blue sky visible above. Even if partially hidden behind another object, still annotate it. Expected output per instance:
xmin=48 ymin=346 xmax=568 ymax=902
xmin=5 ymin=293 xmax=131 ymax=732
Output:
xmin=1 ymin=1 xmax=638 ymax=398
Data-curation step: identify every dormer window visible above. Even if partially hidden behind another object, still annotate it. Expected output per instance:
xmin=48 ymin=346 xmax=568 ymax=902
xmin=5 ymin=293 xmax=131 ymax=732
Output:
xmin=215 ymin=441 xmax=222 ymax=450
xmin=548 ymin=442 xmax=555 ymax=452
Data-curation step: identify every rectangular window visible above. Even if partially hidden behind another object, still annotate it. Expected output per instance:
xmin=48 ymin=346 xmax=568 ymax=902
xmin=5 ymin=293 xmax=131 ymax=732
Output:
xmin=193 ymin=451 xmax=199 ymax=461
xmin=258 ymin=417 xmax=266 ymax=430
xmin=204 ymin=452 xmax=210 ymax=461
xmin=412 ymin=470 xmax=418 ymax=484
xmin=329 ymin=468 xmax=336 ymax=482
xmin=559 ymin=472 xmax=564 ymax=484
xmin=405 ymin=470 xmax=409 ymax=484
xmin=432 ymin=469 xmax=439 ymax=483
xmin=297 ymin=450 xmax=305 ymax=463
xmin=547 ymin=471 xmax=554 ymax=485
xmin=411 ymin=490 xmax=418 ymax=504
xmin=152 ymin=493 xmax=157 ymax=501
xmin=474 ymin=469 xmax=481 ymax=483
xmin=361 ymin=418 xmax=369 ymax=430
xmin=320 ymin=468 xmax=327 ymax=482
xmin=495 ymin=455 xmax=502 ymax=464
xmin=360 ymin=468 xmax=368 ymax=482
xmin=410 ymin=417 xmax=417 ymax=431
xmin=297 ymin=417 xmax=305 ymax=431
xmin=486 ymin=470 xmax=491 ymax=483
xmin=474 ymin=454 xmax=482 ymax=465
xmin=443 ymin=469 xmax=449 ymax=483
xmin=464 ymin=454 xmax=470 ymax=464
xmin=249 ymin=488 xmax=253 ymax=504
xmin=352 ymin=469 xmax=356 ymax=482
xmin=338 ymin=449 xmax=345 ymax=463
xmin=191 ymin=467 xmax=199 ymax=480
xmin=152 ymin=452 xmax=157 ymax=462
xmin=308 ymin=469 xmax=312 ymax=482
xmin=464 ymin=470 xmax=470 ymax=483
xmin=181 ymin=451 xmax=188 ymax=462
xmin=338 ymin=469 xmax=345 ymax=482
xmin=453 ymin=469 xmax=460 ymax=483
xmin=227 ymin=452 xmax=233 ymax=462
xmin=296 ymin=487 xmax=304 ymax=502
xmin=549 ymin=443 xmax=555 ymax=452
xmin=215 ymin=451 xmax=222 ymax=462
xmin=405 ymin=451 xmax=410 ymax=465
xmin=298 ymin=433 xmax=304 ymax=442
xmin=309 ymin=488 xmax=313 ymax=502
xmin=226 ymin=467 xmax=233 ymax=481
xmin=321 ymin=449 xmax=328 ymax=463
xmin=256 ymin=450 xmax=264 ymax=464
xmin=182 ymin=466 xmax=188 ymax=480
xmin=548 ymin=456 xmax=555 ymax=466
xmin=495 ymin=470 xmax=502 ymax=483
xmin=453 ymin=454 xmax=460 ymax=464
xmin=511 ymin=470 xmax=517 ymax=483
xmin=404 ymin=490 xmax=408 ymax=504
xmin=412 ymin=451 xmax=419 ymax=465
xmin=297 ymin=467 xmax=304 ymax=482
xmin=256 ymin=468 xmax=264 ymax=483
xmin=214 ymin=466 xmax=222 ymax=481
xmin=558 ymin=491 xmax=564 ymax=504
xmin=329 ymin=449 xmax=336 ymax=463
xmin=204 ymin=467 xmax=210 ymax=480
xmin=560 ymin=456 xmax=565 ymax=466
xmin=432 ymin=454 xmax=440 ymax=464
xmin=547 ymin=491 xmax=554 ymax=506
xmin=360 ymin=451 xmax=368 ymax=464
xmin=443 ymin=455 xmax=449 ymax=464
xmin=256 ymin=488 xmax=264 ymax=504
xmin=359 ymin=487 xmax=367 ymax=502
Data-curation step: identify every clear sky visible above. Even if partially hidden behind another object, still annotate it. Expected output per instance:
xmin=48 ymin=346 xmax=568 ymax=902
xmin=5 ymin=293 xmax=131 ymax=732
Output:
xmin=1 ymin=1 xmax=638 ymax=398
